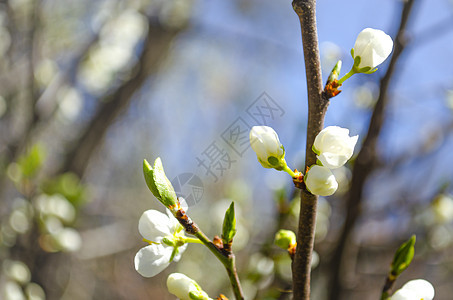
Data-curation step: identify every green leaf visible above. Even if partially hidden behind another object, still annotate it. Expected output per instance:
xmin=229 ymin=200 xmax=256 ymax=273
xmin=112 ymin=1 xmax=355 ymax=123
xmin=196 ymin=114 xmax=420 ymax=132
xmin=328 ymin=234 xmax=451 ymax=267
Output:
xmin=18 ymin=143 xmax=46 ymax=178
xmin=143 ymin=158 xmax=178 ymax=208
xmin=222 ymin=201 xmax=237 ymax=244
xmin=391 ymin=235 xmax=416 ymax=276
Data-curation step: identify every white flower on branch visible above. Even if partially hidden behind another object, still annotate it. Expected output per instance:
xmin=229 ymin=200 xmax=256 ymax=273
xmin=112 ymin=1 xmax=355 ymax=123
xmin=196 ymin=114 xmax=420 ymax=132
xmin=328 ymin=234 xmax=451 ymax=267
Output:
xmin=249 ymin=126 xmax=286 ymax=170
xmin=313 ymin=126 xmax=358 ymax=169
xmin=390 ymin=279 xmax=435 ymax=300
xmin=304 ymin=165 xmax=338 ymax=196
xmin=167 ymin=273 xmax=211 ymax=300
xmin=353 ymin=28 xmax=393 ymax=70
xmin=134 ymin=209 xmax=187 ymax=277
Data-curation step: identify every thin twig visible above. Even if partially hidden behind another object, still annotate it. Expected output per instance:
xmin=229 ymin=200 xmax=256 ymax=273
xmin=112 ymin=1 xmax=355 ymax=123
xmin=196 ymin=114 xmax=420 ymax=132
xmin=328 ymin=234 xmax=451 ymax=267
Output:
xmin=175 ymin=208 xmax=244 ymax=300
xmin=327 ymin=1 xmax=416 ymax=299
xmin=291 ymin=0 xmax=330 ymax=299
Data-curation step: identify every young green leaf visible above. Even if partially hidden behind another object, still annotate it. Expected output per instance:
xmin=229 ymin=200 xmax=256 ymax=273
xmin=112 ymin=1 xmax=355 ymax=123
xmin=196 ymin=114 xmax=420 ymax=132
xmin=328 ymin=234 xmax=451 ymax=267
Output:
xmin=222 ymin=201 xmax=236 ymax=244
xmin=391 ymin=235 xmax=416 ymax=277
xmin=143 ymin=158 xmax=178 ymax=208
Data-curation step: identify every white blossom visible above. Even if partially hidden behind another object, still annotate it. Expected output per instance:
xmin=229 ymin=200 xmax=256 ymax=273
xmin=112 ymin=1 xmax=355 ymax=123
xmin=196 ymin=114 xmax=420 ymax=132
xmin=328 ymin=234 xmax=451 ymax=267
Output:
xmin=304 ymin=165 xmax=338 ymax=196
xmin=390 ymin=279 xmax=435 ymax=300
xmin=167 ymin=273 xmax=211 ymax=300
xmin=353 ymin=28 xmax=393 ymax=70
xmin=432 ymin=194 xmax=453 ymax=223
xmin=134 ymin=210 xmax=187 ymax=277
xmin=313 ymin=126 xmax=358 ymax=169
xmin=249 ymin=126 xmax=285 ymax=169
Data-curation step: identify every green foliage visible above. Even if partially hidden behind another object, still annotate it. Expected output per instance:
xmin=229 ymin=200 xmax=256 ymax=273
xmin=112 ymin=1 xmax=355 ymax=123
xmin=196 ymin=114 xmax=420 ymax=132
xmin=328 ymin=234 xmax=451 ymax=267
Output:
xmin=14 ymin=143 xmax=46 ymax=180
xmin=222 ymin=201 xmax=236 ymax=245
xmin=41 ymin=173 xmax=86 ymax=207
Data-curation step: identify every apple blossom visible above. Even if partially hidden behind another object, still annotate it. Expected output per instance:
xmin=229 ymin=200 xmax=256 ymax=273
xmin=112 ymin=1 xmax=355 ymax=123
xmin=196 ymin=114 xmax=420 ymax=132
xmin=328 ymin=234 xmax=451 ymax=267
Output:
xmin=249 ymin=126 xmax=286 ymax=170
xmin=304 ymin=165 xmax=338 ymax=196
xmin=134 ymin=209 xmax=188 ymax=277
xmin=390 ymin=279 xmax=435 ymax=300
xmin=167 ymin=273 xmax=211 ymax=300
xmin=313 ymin=126 xmax=358 ymax=169
xmin=352 ymin=28 xmax=393 ymax=71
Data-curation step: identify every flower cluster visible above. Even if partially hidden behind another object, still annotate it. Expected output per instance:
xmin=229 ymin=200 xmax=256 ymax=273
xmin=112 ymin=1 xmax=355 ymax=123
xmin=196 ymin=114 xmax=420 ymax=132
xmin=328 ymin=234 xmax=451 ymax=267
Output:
xmin=249 ymin=125 xmax=357 ymax=196
xmin=134 ymin=209 xmax=188 ymax=277
xmin=305 ymin=126 xmax=358 ymax=196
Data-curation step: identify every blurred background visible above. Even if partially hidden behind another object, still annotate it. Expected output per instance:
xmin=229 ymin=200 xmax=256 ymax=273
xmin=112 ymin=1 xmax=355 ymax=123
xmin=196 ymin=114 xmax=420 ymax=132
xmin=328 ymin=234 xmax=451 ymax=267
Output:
xmin=1 ymin=0 xmax=453 ymax=299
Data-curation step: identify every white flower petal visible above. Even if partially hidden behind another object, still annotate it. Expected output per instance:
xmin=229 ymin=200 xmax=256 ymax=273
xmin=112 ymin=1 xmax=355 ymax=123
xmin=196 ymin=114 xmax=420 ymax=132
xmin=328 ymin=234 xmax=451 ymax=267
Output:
xmin=305 ymin=165 xmax=338 ymax=196
xmin=167 ymin=273 xmax=209 ymax=300
xmin=390 ymin=288 xmax=417 ymax=300
xmin=138 ymin=210 xmax=172 ymax=242
xmin=353 ymin=28 xmax=393 ymax=69
xmin=249 ymin=126 xmax=284 ymax=168
xmin=134 ymin=244 xmax=172 ymax=277
xmin=313 ymin=126 xmax=358 ymax=169
xmin=401 ymin=279 xmax=435 ymax=300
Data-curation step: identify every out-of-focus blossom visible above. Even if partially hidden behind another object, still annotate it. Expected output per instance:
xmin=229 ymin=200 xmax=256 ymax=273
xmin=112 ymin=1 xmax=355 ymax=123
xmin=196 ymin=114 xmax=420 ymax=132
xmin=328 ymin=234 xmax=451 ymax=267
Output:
xmin=432 ymin=194 xmax=453 ymax=223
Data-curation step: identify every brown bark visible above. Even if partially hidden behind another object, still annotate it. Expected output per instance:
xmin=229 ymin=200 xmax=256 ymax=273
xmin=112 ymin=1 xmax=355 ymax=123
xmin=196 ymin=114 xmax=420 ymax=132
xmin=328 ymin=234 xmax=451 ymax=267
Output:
xmin=291 ymin=0 xmax=330 ymax=299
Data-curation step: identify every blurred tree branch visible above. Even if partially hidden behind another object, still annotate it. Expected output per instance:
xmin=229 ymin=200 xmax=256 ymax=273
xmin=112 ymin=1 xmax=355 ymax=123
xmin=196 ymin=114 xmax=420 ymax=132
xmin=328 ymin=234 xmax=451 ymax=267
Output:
xmin=327 ymin=1 xmax=416 ymax=299
xmin=58 ymin=17 xmax=185 ymax=178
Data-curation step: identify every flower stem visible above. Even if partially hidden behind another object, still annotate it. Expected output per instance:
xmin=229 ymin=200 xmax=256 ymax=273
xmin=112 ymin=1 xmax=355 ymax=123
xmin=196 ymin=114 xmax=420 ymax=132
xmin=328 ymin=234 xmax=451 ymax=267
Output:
xmin=337 ymin=68 xmax=356 ymax=85
xmin=175 ymin=209 xmax=244 ymax=300
xmin=183 ymin=237 xmax=204 ymax=244
xmin=283 ymin=165 xmax=297 ymax=178
xmin=193 ymin=231 xmax=244 ymax=300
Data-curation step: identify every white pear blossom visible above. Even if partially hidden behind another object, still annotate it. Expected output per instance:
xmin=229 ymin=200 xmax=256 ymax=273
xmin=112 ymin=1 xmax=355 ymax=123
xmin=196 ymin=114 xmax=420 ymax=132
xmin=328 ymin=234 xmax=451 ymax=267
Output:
xmin=432 ymin=194 xmax=453 ymax=223
xmin=390 ymin=279 xmax=435 ymax=300
xmin=249 ymin=126 xmax=285 ymax=169
xmin=304 ymin=165 xmax=338 ymax=196
xmin=313 ymin=126 xmax=358 ymax=169
xmin=353 ymin=28 xmax=393 ymax=70
xmin=134 ymin=210 xmax=187 ymax=277
xmin=167 ymin=273 xmax=211 ymax=300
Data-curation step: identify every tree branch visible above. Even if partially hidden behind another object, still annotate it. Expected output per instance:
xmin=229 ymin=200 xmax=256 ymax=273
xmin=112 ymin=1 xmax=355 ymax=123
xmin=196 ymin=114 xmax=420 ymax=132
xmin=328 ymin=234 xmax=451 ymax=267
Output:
xmin=58 ymin=17 xmax=183 ymax=178
xmin=327 ymin=1 xmax=416 ymax=299
xmin=291 ymin=0 xmax=330 ymax=299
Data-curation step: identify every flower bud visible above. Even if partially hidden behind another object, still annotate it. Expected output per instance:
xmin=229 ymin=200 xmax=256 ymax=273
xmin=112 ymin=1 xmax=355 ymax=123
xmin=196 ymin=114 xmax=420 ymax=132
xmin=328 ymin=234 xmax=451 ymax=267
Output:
xmin=391 ymin=235 xmax=415 ymax=277
xmin=390 ymin=279 xmax=435 ymax=300
xmin=313 ymin=126 xmax=358 ymax=169
xmin=167 ymin=273 xmax=211 ymax=300
xmin=352 ymin=28 xmax=393 ymax=72
xmin=143 ymin=158 xmax=178 ymax=209
xmin=274 ymin=229 xmax=296 ymax=250
xmin=304 ymin=165 xmax=338 ymax=196
xmin=249 ymin=126 xmax=286 ymax=170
